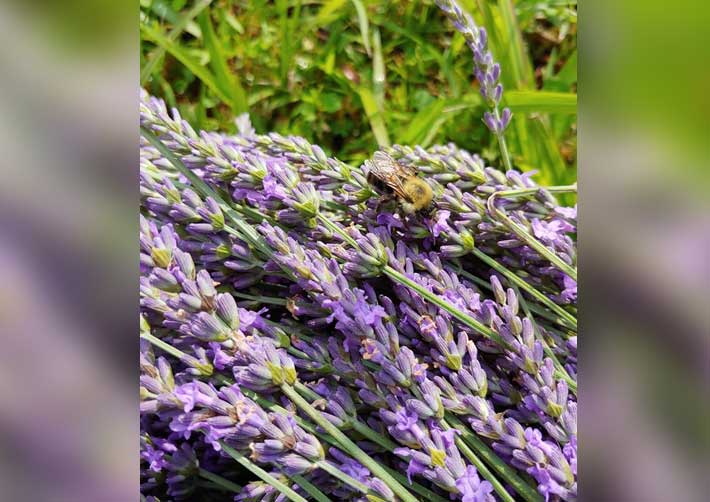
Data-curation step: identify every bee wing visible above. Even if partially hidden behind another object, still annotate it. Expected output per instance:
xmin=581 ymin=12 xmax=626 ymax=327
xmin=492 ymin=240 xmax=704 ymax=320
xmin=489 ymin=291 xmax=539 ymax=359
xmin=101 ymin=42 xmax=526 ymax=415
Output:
xmin=372 ymin=151 xmax=418 ymax=176
xmin=370 ymin=152 xmax=413 ymax=201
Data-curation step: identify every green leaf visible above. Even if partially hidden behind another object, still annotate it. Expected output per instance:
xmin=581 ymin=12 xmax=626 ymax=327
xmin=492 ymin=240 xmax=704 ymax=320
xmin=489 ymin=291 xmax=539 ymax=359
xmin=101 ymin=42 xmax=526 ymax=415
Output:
xmin=321 ymin=92 xmax=343 ymax=113
xmin=529 ymin=115 xmax=571 ymax=185
xmin=398 ymin=99 xmax=446 ymax=145
xmin=314 ymin=0 xmax=349 ymax=25
xmin=357 ymin=87 xmax=390 ymax=147
xmin=372 ymin=27 xmax=385 ymax=108
xmin=351 ymin=0 xmax=371 ymax=56
xmin=145 ymin=0 xmax=201 ymax=38
xmin=197 ymin=10 xmax=248 ymax=114
xmin=555 ymin=49 xmax=578 ymax=87
xmin=503 ymin=91 xmax=577 ymax=114
xmin=141 ymin=21 xmax=229 ymax=104
xmin=140 ymin=0 xmax=213 ymax=85
xmin=496 ymin=0 xmax=535 ymax=89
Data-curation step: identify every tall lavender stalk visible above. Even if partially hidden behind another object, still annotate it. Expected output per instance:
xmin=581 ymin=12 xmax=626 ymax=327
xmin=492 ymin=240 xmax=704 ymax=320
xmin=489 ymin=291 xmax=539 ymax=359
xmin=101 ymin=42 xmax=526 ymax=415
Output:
xmin=435 ymin=0 xmax=513 ymax=170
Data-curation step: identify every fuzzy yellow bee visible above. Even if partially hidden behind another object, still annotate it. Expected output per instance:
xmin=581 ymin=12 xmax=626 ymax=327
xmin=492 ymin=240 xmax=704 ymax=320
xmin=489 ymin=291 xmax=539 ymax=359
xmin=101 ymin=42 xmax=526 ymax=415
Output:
xmin=365 ymin=151 xmax=434 ymax=214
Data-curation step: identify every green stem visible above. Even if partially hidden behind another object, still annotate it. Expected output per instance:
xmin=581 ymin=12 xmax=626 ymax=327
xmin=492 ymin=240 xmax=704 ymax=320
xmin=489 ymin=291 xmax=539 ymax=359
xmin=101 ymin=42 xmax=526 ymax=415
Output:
xmin=383 ymin=266 xmax=506 ymax=347
xmin=231 ymin=291 xmax=287 ymax=305
xmin=515 ymin=288 xmax=577 ymax=394
xmin=493 ymin=108 xmax=513 ymax=172
xmin=140 ymin=332 xmax=186 ymax=361
xmin=293 ymin=381 xmax=321 ymax=401
xmin=318 ymin=212 xmax=522 ymax=351
xmin=444 ymin=414 xmax=543 ymax=502
xmin=290 ymin=474 xmax=331 ymax=502
xmin=219 ymin=442 xmax=308 ymax=502
xmin=494 ymin=185 xmax=577 ymax=197
xmin=141 ymin=126 xmax=274 ymax=260
xmin=383 ymin=466 xmax=448 ymax=502
xmin=317 ymin=213 xmax=359 ymax=247
xmin=252 ymin=386 xmax=447 ymax=502
xmin=350 ymin=418 xmax=399 ymax=452
xmin=316 ymin=460 xmax=371 ymax=494
xmin=487 ymin=188 xmax=577 ymax=281
xmin=455 ymin=266 xmax=574 ymax=330
xmin=198 ymin=467 xmax=242 ymax=493
xmin=280 ymin=384 xmax=419 ymax=502
xmin=441 ymin=419 xmax=515 ymax=502
xmin=471 ymin=248 xmax=577 ymax=330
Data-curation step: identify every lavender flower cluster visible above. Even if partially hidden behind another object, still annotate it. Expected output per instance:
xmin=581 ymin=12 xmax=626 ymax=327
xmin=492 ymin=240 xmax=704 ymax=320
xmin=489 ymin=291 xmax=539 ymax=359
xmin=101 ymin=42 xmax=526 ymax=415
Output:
xmin=140 ymin=91 xmax=577 ymax=502
xmin=140 ymin=3 xmax=576 ymax=501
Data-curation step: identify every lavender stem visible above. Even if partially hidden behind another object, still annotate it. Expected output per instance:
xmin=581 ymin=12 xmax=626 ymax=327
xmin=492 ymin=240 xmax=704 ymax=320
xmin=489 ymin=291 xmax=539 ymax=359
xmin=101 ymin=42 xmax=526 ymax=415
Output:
xmin=441 ymin=419 xmax=516 ymax=502
xmin=444 ymin=413 xmax=543 ymax=502
xmin=289 ymin=475 xmax=330 ymax=502
xmin=280 ymin=383 xmax=420 ymax=502
xmin=197 ymin=467 xmax=242 ymax=493
xmin=487 ymin=188 xmax=578 ymax=280
xmin=219 ymin=442 xmax=309 ymax=502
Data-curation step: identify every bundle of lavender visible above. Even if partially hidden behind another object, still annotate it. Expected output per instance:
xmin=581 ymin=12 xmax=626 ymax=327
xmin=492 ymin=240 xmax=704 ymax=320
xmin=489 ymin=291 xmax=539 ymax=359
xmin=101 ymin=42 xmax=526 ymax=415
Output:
xmin=140 ymin=2 xmax=577 ymax=501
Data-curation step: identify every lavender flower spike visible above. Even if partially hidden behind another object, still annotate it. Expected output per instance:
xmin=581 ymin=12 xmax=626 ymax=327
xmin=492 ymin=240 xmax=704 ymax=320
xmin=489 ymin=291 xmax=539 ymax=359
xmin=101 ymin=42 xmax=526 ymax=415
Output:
xmin=435 ymin=0 xmax=513 ymax=140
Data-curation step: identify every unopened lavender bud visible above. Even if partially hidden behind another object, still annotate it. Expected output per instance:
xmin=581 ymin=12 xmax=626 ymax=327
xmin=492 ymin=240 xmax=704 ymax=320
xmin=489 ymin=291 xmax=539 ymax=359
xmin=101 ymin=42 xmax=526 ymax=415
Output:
xmin=150 ymin=268 xmax=179 ymax=292
xmin=196 ymin=270 xmax=217 ymax=300
xmin=191 ymin=312 xmax=229 ymax=342
xmin=506 ymin=289 xmax=519 ymax=315
xmin=521 ymin=317 xmax=535 ymax=345
xmin=279 ymin=454 xmax=314 ymax=475
xmin=151 ymin=248 xmax=172 ymax=269
xmin=370 ymin=478 xmax=395 ymax=502
xmin=483 ymin=111 xmax=498 ymax=133
xmin=157 ymin=357 xmax=174 ymax=388
xmin=293 ymin=441 xmax=323 ymax=460
xmin=500 ymin=107 xmax=512 ymax=130
xmin=493 ymin=83 xmax=503 ymax=104
xmin=406 ymin=399 xmax=435 ymax=419
xmin=215 ymin=294 xmax=239 ymax=329
xmin=174 ymin=250 xmax=195 ymax=279
xmin=490 ymin=275 xmax=506 ymax=305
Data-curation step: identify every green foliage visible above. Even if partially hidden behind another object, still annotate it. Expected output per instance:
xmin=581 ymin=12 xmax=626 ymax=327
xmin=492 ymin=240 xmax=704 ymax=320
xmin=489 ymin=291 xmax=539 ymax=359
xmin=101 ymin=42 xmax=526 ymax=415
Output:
xmin=140 ymin=0 xmax=576 ymax=184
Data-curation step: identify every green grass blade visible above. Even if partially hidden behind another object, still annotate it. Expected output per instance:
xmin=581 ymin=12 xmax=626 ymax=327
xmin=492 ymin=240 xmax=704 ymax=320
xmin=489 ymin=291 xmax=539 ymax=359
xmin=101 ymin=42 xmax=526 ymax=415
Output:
xmin=529 ymin=115 xmax=571 ymax=184
xmin=554 ymin=49 xmax=577 ymax=87
xmin=314 ymin=0 xmax=348 ymax=26
xmin=372 ymin=27 xmax=385 ymax=108
xmin=398 ymin=99 xmax=446 ymax=145
xmin=141 ymin=21 xmax=230 ymax=104
xmin=197 ymin=10 xmax=248 ymax=113
xmin=497 ymin=0 xmax=535 ymax=89
xmin=503 ymin=91 xmax=577 ymax=115
xmin=144 ymin=0 xmax=202 ymax=38
xmin=351 ymin=0 xmax=371 ymax=56
xmin=140 ymin=0 xmax=213 ymax=85
xmin=357 ymin=87 xmax=390 ymax=147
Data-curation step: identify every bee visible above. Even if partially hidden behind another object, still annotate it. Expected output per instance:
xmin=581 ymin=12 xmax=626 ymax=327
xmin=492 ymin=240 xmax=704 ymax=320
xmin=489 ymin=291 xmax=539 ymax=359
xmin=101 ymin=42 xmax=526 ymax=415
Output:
xmin=366 ymin=151 xmax=434 ymax=214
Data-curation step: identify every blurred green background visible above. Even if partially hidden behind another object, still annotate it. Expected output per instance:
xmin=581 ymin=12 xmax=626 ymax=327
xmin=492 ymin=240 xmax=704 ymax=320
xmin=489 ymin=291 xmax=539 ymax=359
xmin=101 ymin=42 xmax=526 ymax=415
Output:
xmin=140 ymin=0 xmax=577 ymax=185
